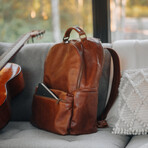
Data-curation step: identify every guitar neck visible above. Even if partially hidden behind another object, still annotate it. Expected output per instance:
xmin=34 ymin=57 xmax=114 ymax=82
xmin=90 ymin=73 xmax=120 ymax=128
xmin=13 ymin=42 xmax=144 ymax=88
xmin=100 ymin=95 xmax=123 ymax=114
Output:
xmin=0 ymin=33 xmax=31 ymax=70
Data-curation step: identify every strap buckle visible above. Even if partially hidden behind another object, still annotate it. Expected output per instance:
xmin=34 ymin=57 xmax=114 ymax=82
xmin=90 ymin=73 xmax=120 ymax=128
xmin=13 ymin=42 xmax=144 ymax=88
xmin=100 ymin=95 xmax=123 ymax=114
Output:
xmin=97 ymin=120 xmax=108 ymax=128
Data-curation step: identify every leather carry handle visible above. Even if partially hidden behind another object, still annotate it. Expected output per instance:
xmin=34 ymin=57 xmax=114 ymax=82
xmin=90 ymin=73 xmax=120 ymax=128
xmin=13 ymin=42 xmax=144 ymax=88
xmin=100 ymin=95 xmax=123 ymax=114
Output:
xmin=63 ymin=26 xmax=87 ymax=43
xmin=99 ymin=48 xmax=121 ymax=121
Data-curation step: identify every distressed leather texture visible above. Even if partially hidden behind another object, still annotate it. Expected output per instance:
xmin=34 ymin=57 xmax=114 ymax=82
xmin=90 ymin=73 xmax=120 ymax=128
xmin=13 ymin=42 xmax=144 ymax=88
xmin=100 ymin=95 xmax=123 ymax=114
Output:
xmin=32 ymin=27 xmax=120 ymax=135
xmin=1 ymin=40 xmax=147 ymax=147
xmin=32 ymin=27 xmax=104 ymax=135
xmin=0 ymin=42 xmax=110 ymax=121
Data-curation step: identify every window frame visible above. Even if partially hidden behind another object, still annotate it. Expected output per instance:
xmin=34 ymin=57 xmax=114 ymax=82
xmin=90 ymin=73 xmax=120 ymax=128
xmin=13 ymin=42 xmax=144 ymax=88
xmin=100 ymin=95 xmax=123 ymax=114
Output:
xmin=92 ymin=0 xmax=111 ymax=43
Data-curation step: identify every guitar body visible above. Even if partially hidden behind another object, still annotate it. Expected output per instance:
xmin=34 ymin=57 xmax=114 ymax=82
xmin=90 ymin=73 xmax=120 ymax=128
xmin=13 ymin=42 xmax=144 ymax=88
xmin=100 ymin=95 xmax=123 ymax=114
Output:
xmin=0 ymin=30 xmax=44 ymax=129
xmin=0 ymin=63 xmax=24 ymax=129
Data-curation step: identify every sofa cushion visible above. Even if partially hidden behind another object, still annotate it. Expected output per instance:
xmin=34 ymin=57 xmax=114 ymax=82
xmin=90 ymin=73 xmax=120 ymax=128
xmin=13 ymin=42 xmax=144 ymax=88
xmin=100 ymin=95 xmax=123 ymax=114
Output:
xmin=112 ymin=40 xmax=148 ymax=71
xmin=0 ymin=122 xmax=131 ymax=148
xmin=126 ymin=135 xmax=148 ymax=148
xmin=112 ymin=68 xmax=148 ymax=135
xmin=0 ymin=43 xmax=54 ymax=121
xmin=0 ymin=42 xmax=111 ymax=121
xmin=106 ymin=40 xmax=148 ymax=127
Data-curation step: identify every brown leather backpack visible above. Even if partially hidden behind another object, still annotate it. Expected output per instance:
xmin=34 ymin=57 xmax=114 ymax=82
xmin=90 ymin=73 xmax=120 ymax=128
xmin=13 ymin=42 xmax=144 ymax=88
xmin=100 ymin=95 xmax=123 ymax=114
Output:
xmin=32 ymin=27 xmax=120 ymax=135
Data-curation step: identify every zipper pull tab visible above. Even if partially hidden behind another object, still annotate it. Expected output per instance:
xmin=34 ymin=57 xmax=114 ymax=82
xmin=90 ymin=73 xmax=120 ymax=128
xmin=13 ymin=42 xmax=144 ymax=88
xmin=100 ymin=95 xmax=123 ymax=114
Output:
xmin=56 ymin=98 xmax=62 ymax=104
xmin=67 ymin=93 xmax=74 ymax=97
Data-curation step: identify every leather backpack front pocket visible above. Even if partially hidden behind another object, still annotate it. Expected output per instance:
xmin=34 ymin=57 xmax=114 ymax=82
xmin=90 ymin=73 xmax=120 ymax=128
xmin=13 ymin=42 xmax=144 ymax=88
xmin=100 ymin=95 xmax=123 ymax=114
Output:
xmin=32 ymin=89 xmax=73 ymax=135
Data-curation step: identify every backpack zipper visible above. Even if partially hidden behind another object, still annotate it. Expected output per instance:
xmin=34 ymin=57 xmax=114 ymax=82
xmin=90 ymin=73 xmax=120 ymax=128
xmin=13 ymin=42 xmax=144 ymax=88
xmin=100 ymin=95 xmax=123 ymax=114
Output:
xmin=70 ymin=41 xmax=84 ymax=90
xmin=76 ymin=45 xmax=84 ymax=89
xmin=77 ymin=62 xmax=83 ymax=89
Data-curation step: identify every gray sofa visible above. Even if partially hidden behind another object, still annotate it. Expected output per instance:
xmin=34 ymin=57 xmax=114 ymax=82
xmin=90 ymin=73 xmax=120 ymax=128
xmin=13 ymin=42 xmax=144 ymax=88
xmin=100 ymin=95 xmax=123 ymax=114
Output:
xmin=0 ymin=40 xmax=148 ymax=148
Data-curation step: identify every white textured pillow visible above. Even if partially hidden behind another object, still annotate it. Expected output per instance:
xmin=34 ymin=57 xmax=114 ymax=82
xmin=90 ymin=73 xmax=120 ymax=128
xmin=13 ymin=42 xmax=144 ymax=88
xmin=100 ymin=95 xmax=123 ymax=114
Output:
xmin=112 ymin=68 xmax=148 ymax=135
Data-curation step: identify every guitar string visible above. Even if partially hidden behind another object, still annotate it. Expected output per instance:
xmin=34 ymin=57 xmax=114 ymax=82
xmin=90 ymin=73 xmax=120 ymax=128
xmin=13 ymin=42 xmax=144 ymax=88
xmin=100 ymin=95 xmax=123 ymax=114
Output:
xmin=0 ymin=34 xmax=30 ymax=69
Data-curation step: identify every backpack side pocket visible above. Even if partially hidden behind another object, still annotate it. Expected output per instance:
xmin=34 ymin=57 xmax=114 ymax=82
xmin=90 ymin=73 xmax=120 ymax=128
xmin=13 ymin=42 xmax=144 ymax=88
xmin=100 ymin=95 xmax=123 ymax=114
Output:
xmin=32 ymin=89 xmax=73 ymax=135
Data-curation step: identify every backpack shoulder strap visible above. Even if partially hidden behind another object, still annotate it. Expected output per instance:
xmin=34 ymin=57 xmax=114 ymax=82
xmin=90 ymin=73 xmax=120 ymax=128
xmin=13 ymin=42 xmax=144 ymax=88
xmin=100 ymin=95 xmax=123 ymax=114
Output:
xmin=98 ymin=48 xmax=121 ymax=127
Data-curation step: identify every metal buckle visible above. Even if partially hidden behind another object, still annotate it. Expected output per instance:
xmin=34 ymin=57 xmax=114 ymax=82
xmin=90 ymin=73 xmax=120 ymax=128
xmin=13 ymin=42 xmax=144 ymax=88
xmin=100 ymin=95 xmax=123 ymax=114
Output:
xmin=63 ymin=37 xmax=69 ymax=43
xmin=80 ymin=34 xmax=87 ymax=39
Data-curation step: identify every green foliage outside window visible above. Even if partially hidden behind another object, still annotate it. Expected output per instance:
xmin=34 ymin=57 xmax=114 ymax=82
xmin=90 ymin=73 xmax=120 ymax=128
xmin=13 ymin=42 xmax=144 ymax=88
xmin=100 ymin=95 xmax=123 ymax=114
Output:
xmin=0 ymin=0 xmax=92 ymax=42
xmin=126 ymin=0 xmax=148 ymax=17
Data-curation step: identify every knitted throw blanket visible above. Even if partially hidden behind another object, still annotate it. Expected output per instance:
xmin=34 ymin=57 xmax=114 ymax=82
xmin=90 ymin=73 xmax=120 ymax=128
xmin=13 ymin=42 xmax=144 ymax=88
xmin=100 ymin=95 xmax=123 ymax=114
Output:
xmin=112 ymin=68 xmax=148 ymax=135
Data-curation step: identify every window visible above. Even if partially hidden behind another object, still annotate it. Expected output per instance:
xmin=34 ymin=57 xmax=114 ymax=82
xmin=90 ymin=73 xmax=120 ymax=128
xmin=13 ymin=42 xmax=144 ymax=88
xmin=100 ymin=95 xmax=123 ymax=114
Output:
xmin=1 ymin=0 xmax=148 ymax=43
xmin=0 ymin=0 xmax=92 ymax=43
xmin=110 ymin=0 xmax=148 ymax=41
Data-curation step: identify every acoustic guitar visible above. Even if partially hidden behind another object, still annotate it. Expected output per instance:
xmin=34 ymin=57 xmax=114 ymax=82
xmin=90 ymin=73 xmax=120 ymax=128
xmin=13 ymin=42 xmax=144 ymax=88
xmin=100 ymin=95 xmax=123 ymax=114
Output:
xmin=0 ymin=30 xmax=45 ymax=129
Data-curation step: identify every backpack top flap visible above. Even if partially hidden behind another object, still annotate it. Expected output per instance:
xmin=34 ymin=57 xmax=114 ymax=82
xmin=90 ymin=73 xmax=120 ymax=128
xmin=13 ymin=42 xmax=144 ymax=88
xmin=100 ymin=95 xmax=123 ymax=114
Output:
xmin=43 ymin=27 xmax=104 ymax=93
